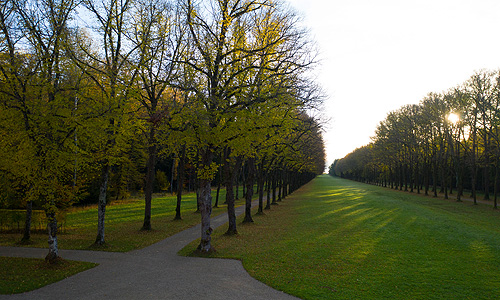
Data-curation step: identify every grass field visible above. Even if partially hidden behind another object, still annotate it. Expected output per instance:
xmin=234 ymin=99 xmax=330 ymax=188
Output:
xmin=1 ymin=189 xmax=235 ymax=294
xmin=1 ymin=190 xmax=231 ymax=252
xmin=0 ymin=257 xmax=97 ymax=294
xmin=180 ymin=175 xmax=500 ymax=300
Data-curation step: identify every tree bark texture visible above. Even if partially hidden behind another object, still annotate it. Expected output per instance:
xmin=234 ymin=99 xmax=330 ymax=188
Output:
xmin=271 ymin=171 xmax=277 ymax=205
xmin=175 ymin=145 xmax=186 ymax=220
xmin=257 ymin=159 xmax=265 ymax=214
xmin=95 ymin=162 xmax=110 ymax=245
xmin=265 ymin=176 xmax=271 ymax=209
xmin=22 ymin=200 xmax=32 ymax=242
xmin=214 ymin=164 xmax=223 ymax=208
xmin=224 ymin=149 xmax=242 ymax=235
xmin=243 ymin=157 xmax=255 ymax=223
xmin=45 ymin=211 xmax=59 ymax=263
xmin=198 ymin=149 xmax=214 ymax=252
xmin=142 ymin=127 xmax=157 ymax=230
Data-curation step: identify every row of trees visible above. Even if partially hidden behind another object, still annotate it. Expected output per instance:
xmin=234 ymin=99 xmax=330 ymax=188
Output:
xmin=331 ymin=69 xmax=500 ymax=208
xmin=0 ymin=0 xmax=325 ymax=262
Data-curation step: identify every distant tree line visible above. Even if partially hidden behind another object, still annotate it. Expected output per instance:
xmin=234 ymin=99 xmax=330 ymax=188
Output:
xmin=330 ymin=69 xmax=500 ymax=208
xmin=0 ymin=0 xmax=325 ymax=261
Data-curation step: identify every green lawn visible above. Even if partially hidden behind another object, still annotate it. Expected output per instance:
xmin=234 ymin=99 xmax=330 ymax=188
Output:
xmin=180 ymin=175 xmax=500 ymax=300
xmin=1 ymin=189 xmax=241 ymax=294
xmin=1 ymin=189 xmax=232 ymax=252
xmin=0 ymin=257 xmax=97 ymax=294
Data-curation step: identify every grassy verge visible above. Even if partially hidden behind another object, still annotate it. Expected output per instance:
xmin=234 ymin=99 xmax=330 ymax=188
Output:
xmin=0 ymin=189 xmax=234 ymax=252
xmin=0 ymin=257 xmax=97 ymax=294
xmin=1 ymin=189 xmax=237 ymax=294
xmin=180 ymin=175 xmax=500 ymax=300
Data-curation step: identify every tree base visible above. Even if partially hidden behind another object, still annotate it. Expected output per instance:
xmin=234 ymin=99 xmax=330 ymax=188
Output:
xmin=93 ymin=239 xmax=106 ymax=247
xmin=195 ymin=243 xmax=216 ymax=255
xmin=242 ymin=217 xmax=254 ymax=223
xmin=19 ymin=237 xmax=34 ymax=245
xmin=45 ymin=252 xmax=61 ymax=264
xmin=140 ymin=225 xmax=152 ymax=231
xmin=224 ymin=229 xmax=238 ymax=236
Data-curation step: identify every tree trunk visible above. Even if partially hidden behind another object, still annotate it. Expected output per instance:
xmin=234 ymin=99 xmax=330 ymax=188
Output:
xmin=471 ymin=128 xmax=478 ymax=204
xmin=224 ymin=149 xmax=241 ymax=235
xmin=484 ymin=164 xmax=490 ymax=201
xmin=277 ymin=170 xmax=283 ymax=202
xmin=484 ymin=133 xmax=490 ymax=200
xmin=214 ymin=163 xmax=223 ymax=208
xmin=494 ymin=158 xmax=498 ymax=209
xmin=257 ymin=158 xmax=266 ymax=214
xmin=142 ymin=127 xmax=156 ymax=230
xmin=235 ymin=170 xmax=239 ymax=200
xmin=271 ymin=171 xmax=277 ymax=205
xmin=265 ymin=176 xmax=271 ymax=210
xmin=174 ymin=145 xmax=186 ymax=220
xmin=45 ymin=211 xmax=59 ymax=263
xmin=432 ymin=160 xmax=438 ymax=197
xmin=95 ymin=162 xmax=110 ymax=245
xmin=197 ymin=149 xmax=214 ymax=252
xmin=243 ymin=157 xmax=255 ymax=223
xmin=21 ymin=200 xmax=33 ymax=243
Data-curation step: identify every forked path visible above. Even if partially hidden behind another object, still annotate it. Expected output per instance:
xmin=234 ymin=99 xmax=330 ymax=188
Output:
xmin=0 ymin=202 xmax=299 ymax=300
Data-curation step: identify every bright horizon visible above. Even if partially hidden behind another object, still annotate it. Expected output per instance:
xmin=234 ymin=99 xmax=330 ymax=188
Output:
xmin=286 ymin=0 xmax=500 ymax=167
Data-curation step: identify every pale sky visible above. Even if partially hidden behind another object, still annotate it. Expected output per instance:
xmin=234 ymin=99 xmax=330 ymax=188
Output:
xmin=286 ymin=0 xmax=500 ymax=167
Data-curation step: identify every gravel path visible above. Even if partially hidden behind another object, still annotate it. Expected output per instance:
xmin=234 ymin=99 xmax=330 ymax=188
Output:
xmin=0 ymin=202 xmax=299 ymax=300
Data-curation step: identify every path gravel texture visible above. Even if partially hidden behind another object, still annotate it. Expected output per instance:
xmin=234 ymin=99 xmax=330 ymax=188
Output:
xmin=0 ymin=202 xmax=299 ymax=300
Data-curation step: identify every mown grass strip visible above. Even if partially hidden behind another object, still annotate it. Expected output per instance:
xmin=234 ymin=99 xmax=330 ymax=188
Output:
xmin=0 ymin=257 xmax=97 ymax=294
xmin=0 ymin=190 xmax=233 ymax=252
xmin=180 ymin=175 xmax=500 ymax=300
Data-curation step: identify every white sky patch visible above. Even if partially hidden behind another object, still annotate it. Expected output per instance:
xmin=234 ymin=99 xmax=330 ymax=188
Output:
xmin=286 ymin=0 xmax=500 ymax=166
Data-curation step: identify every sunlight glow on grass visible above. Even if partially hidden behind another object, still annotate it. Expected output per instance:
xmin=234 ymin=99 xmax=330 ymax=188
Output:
xmin=184 ymin=175 xmax=500 ymax=299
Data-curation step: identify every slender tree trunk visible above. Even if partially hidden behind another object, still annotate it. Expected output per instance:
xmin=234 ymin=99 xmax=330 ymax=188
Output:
xmin=257 ymin=172 xmax=265 ymax=214
xmin=265 ymin=175 xmax=271 ymax=210
xmin=432 ymin=160 xmax=438 ymax=197
xmin=415 ymin=161 xmax=420 ymax=194
xmin=45 ymin=210 xmax=59 ymax=263
xmin=21 ymin=200 xmax=32 ymax=243
xmin=271 ymin=171 xmax=277 ymax=205
xmin=243 ymin=157 xmax=255 ymax=223
xmin=484 ymin=133 xmax=490 ymax=200
xmin=404 ymin=163 xmax=408 ymax=192
xmin=456 ymin=144 xmax=463 ymax=202
xmin=242 ymin=164 xmax=246 ymax=199
xmin=95 ymin=162 xmax=110 ymax=245
xmin=484 ymin=164 xmax=490 ymax=201
xmin=142 ymin=127 xmax=156 ymax=230
xmin=235 ymin=170 xmax=239 ymax=200
xmin=424 ymin=162 xmax=429 ymax=196
xmin=277 ymin=170 xmax=283 ymax=202
xmin=471 ymin=128 xmax=478 ymax=204
xmin=214 ymin=163 xmax=223 ymax=208
xmin=174 ymin=145 xmax=186 ymax=220
xmin=224 ymin=149 xmax=242 ymax=235
xmin=256 ymin=157 xmax=266 ymax=214
xmin=197 ymin=149 xmax=214 ymax=252
xmin=494 ymin=158 xmax=498 ymax=209
xmin=409 ymin=163 xmax=414 ymax=193
xmin=170 ymin=156 xmax=175 ymax=195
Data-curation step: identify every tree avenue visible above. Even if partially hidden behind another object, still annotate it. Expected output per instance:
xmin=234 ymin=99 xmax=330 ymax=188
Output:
xmin=331 ymin=69 xmax=500 ymax=208
xmin=0 ymin=0 xmax=325 ymax=261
